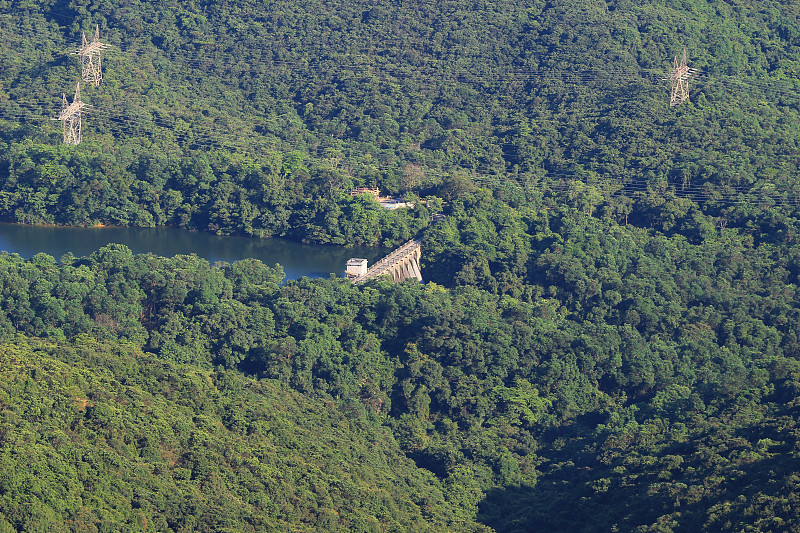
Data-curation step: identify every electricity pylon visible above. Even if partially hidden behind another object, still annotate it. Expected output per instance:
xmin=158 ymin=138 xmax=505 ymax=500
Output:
xmin=668 ymin=48 xmax=692 ymax=107
xmin=57 ymin=82 xmax=86 ymax=145
xmin=75 ymin=25 xmax=109 ymax=86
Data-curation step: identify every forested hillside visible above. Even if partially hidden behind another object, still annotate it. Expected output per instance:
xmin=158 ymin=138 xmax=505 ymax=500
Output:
xmin=0 ymin=336 xmax=473 ymax=532
xmin=1 ymin=0 xmax=800 ymax=531
xmin=0 ymin=192 xmax=799 ymax=530
xmin=1 ymin=0 xmax=799 ymax=240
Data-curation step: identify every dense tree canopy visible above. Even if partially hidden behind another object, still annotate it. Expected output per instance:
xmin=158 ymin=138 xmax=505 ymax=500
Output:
xmin=1 ymin=0 xmax=800 ymax=241
xmin=0 ymin=336 xmax=471 ymax=532
xmin=0 ymin=188 xmax=799 ymax=529
xmin=1 ymin=0 xmax=800 ymax=530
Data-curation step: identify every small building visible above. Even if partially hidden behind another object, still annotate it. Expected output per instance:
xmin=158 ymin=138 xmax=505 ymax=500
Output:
xmin=379 ymin=198 xmax=415 ymax=210
xmin=345 ymin=258 xmax=368 ymax=279
xmin=351 ymin=187 xmax=415 ymax=210
xmin=350 ymin=187 xmax=381 ymax=199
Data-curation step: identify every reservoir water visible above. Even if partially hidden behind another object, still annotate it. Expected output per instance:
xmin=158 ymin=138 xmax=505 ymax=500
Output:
xmin=0 ymin=223 xmax=388 ymax=281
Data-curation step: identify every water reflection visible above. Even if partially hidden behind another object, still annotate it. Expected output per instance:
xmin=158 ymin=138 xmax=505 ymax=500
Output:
xmin=0 ymin=223 xmax=387 ymax=280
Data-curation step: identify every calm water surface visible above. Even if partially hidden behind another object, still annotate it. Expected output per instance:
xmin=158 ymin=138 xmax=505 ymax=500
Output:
xmin=0 ymin=223 xmax=387 ymax=281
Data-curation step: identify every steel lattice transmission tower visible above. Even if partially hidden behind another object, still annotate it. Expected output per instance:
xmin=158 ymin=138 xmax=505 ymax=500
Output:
xmin=57 ymin=82 xmax=86 ymax=145
xmin=668 ymin=48 xmax=693 ymax=107
xmin=75 ymin=25 xmax=109 ymax=86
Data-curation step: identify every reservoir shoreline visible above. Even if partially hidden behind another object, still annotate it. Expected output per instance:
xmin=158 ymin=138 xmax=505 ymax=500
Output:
xmin=0 ymin=222 xmax=388 ymax=281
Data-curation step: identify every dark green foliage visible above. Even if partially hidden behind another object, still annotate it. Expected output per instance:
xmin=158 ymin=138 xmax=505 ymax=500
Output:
xmin=0 ymin=141 xmax=432 ymax=246
xmin=2 ymin=189 xmax=800 ymax=529
xmin=2 ymin=0 xmax=800 ymax=530
xmin=2 ymin=0 xmax=800 ymax=244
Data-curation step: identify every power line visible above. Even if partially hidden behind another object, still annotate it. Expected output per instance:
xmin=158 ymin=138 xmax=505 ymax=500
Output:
xmin=4 ymin=12 xmax=799 ymax=101
xmin=4 ymin=95 xmax=796 ymax=181
xmin=5 ymin=97 xmax=800 ymax=209
xmin=3 ymin=12 xmax=800 ymax=210
xmin=75 ymin=25 xmax=109 ymax=87
xmin=55 ymin=82 xmax=85 ymax=145
xmin=667 ymin=48 xmax=692 ymax=107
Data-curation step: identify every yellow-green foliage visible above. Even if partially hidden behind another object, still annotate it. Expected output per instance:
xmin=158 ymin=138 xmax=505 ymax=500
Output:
xmin=0 ymin=336 xmax=468 ymax=533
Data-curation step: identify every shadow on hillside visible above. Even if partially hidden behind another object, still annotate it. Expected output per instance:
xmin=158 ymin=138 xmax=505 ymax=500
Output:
xmin=477 ymin=446 xmax=799 ymax=533
xmin=476 ymin=476 xmax=631 ymax=533
xmin=477 ymin=484 xmax=539 ymax=533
